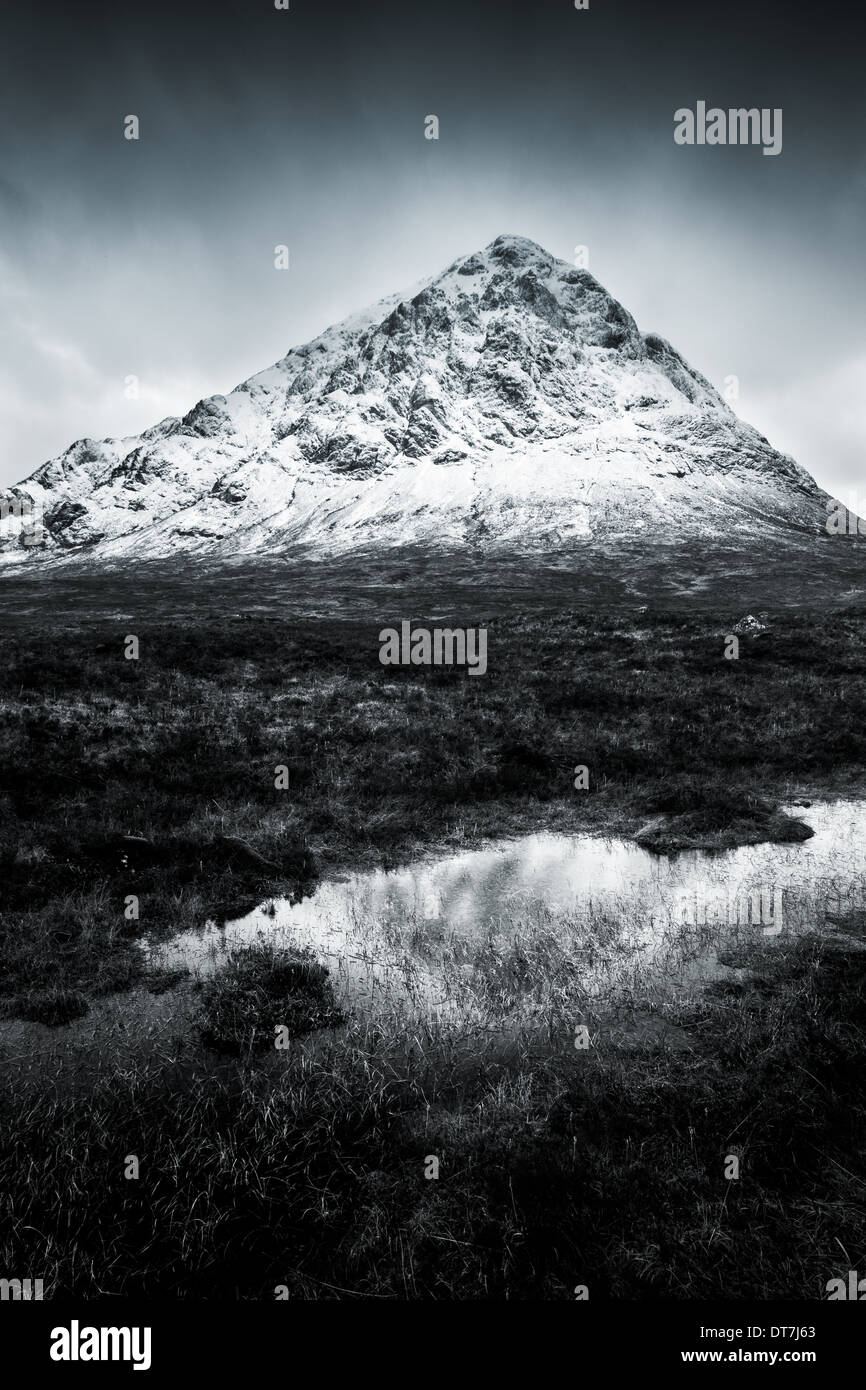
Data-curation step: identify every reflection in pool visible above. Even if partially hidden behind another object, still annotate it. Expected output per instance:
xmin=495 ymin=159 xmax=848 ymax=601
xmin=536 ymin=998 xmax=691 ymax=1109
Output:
xmin=146 ymin=800 xmax=866 ymax=1027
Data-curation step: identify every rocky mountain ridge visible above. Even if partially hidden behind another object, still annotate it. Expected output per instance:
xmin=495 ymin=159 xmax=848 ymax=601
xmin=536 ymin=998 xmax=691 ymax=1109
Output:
xmin=0 ymin=234 xmax=837 ymax=568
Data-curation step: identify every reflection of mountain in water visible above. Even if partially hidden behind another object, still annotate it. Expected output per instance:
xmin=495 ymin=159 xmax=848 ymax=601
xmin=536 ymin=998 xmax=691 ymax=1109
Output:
xmin=149 ymin=799 xmax=866 ymax=1016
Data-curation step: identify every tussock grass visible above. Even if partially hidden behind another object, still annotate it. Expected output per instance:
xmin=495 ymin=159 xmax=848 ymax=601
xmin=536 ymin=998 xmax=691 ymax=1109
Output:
xmin=1 ymin=927 xmax=863 ymax=1298
xmin=2 ymin=610 xmax=863 ymax=966
xmin=0 ymin=888 xmax=140 ymax=1024
xmin=196 ymin=945 xmax=344 ymax=1055
xmin=1 ymin=608 xmax=865 ymax=1296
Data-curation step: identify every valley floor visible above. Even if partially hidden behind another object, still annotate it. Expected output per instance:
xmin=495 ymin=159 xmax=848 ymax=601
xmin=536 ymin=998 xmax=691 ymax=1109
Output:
xmin=1 ymin=606 xmax=865 ymax=1297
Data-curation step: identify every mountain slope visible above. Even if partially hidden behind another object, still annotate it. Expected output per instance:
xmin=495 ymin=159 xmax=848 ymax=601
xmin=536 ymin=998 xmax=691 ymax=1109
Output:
xmin=0 ymin=234 xmax=839 ymax=567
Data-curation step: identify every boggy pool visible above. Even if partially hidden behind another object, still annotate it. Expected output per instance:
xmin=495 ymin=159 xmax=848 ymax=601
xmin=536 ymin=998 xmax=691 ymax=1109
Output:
xmin=147 ymin=799 xmax=866 ymax=1026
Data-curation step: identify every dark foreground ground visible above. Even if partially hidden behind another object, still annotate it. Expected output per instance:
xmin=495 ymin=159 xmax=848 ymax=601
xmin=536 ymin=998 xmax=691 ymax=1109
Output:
xmin=1 ymin=593 xmax=865 ymax=1297
xmin=3 ymin=925 xmax=865 ymax=1299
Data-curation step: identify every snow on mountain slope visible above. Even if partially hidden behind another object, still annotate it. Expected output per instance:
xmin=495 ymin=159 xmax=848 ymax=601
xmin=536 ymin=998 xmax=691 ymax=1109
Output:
xmin=0 ymin=234 xmax=833 ymax=568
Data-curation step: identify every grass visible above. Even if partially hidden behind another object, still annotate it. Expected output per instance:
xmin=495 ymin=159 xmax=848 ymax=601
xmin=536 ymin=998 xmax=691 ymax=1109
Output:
xmin=13 ymin=986 xmax=90 ymax=1026
xmin=634 ymin=790 xmax=817 ymax=853
xmin=1 ymin=605 xmax=866 ymax=1297
xmin=196 ymin=945 xmax=344 ymax=1055
xmin=1 ymin=920 xmax=864 ymax=1298
xmin=0 ymin=889 xmax=141 ymax=1024
xmin=2 ymin=606 xmax=865 ymax=1022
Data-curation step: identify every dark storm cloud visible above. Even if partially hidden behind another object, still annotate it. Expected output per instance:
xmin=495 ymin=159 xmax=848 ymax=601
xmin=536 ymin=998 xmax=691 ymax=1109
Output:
xmin=0 ymin=0 xmax=863 ymax=497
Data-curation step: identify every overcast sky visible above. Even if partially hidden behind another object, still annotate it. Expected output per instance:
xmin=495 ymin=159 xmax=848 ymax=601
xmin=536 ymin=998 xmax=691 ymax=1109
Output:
xmin=1 ymin=0 xmax=863 ymax=502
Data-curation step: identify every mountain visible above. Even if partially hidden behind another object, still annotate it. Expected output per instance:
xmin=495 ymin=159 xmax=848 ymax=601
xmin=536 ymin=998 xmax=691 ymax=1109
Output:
xmin=0 ymin=234 xmax=848 ymax=570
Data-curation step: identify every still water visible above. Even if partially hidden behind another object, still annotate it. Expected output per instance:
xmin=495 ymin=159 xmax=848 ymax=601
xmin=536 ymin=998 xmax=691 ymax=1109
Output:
xmin=147 ymin=800 xmax=866 ymax=1024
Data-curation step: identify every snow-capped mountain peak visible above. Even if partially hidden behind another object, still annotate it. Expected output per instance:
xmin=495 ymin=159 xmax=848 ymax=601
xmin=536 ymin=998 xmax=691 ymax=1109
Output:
xmin=0 ymin=235 xmax=834 ymax=566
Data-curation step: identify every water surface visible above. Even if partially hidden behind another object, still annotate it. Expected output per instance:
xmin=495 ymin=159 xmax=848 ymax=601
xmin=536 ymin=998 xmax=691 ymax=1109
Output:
xmin=147 ymin=799 xmax=866 ymax=1023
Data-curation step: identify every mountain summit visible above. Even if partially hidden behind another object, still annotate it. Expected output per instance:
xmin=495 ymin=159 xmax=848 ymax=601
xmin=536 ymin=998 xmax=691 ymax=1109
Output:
xmin=0 ymin=235 xmax=836 ymax=566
